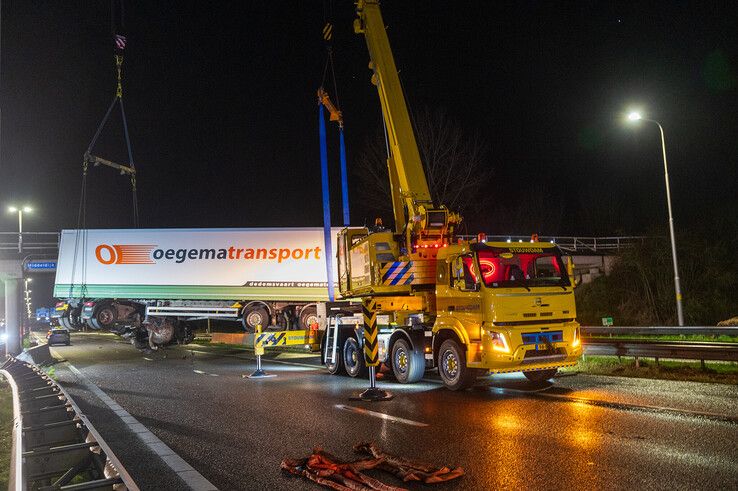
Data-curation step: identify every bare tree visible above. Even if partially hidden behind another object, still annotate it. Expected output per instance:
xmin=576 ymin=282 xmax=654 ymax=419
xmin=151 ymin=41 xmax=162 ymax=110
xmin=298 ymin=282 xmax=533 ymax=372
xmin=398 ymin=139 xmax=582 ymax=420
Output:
xmin=354 ymin=106 xmax=492 ymax=226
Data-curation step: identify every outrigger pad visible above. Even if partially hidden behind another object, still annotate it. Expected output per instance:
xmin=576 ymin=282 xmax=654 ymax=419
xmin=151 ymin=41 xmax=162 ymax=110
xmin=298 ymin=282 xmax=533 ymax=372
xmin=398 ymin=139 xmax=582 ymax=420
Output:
xmin=350 ymin=387 xmax=393 ymax=402
xmin=281 ymin=443 xmax=464 ymax=490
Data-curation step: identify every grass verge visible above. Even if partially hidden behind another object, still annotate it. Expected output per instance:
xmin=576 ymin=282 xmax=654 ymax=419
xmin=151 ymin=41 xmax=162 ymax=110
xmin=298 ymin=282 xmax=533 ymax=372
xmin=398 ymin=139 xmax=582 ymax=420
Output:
xmin=561 ymin=355 xmax=738 ymax=385
xmin=0 ymin=374 xmax=13 ymax=489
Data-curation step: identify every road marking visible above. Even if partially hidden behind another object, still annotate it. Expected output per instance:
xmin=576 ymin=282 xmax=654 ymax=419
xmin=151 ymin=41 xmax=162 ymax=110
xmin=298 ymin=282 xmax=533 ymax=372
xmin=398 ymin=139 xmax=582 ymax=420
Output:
xmin=193 ymin=369 xmax=205 ymax=374
xmin=334 ymin=404 xmax=429 ymax=427
xmin=187 ymin=349 xmax=322 ymax=369
xmin=179 ymin=346 xmax=738 ymax=424
xmin=65 ymin=363 xmax=218 ymax=490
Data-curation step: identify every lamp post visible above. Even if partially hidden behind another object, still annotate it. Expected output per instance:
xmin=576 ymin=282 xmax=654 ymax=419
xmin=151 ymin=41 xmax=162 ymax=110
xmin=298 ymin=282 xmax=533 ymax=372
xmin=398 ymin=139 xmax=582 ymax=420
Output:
xmin=627 ymin=112 xmax=684 ymax=326
xmin=8 ymin=205 xmax=33 ymax=253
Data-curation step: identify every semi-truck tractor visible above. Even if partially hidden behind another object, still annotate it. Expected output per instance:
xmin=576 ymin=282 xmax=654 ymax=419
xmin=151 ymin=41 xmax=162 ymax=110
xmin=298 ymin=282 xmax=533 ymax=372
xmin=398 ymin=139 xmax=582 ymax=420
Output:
xmin=53 ymin=227 xmax=351 ymax=348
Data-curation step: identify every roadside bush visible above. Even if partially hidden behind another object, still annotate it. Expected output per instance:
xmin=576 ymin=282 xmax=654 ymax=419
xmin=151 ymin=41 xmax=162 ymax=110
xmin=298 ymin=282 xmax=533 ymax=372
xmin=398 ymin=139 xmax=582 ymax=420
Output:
xmin=576 ymin=226 xmax=738 ymax=326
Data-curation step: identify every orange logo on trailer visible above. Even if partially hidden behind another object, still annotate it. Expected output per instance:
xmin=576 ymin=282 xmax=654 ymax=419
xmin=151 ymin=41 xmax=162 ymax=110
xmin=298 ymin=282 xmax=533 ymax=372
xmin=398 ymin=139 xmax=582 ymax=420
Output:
xmin=95 ymin=244 xmax=156 ymax=265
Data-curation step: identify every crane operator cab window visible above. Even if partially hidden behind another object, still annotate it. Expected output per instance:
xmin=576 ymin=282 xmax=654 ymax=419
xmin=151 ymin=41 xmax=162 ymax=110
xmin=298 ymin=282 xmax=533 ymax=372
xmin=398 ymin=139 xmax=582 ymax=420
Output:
xmin=450 ymin=254 xmax=479 ymax=292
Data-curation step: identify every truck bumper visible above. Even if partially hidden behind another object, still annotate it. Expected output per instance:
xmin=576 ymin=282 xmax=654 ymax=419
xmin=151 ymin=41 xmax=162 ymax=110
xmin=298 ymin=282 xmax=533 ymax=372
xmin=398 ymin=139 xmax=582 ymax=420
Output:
xmin=469 ymin=321 xmax=582 ymax=373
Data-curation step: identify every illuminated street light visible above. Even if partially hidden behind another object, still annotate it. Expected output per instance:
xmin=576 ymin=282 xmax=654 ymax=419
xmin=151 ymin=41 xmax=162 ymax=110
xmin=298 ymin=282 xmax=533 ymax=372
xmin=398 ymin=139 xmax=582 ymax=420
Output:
xmin=7 ymin=204 xmax=34 ymax=253
xmin=626 ymin=110 xmax=684 ymax=326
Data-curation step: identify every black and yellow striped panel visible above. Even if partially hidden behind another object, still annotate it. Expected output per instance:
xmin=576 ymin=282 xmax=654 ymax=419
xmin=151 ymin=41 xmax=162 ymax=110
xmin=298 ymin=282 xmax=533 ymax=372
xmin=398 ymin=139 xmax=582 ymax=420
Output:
xmin=255 ymin=332 xmax=287 ymax=347
xmin=362 ymin=298 xmax=379 ymax=366
xmin=323 ymin=23 xmax=333 ymax=41
xmin=380 ymin=260 xmax=436 ymax=286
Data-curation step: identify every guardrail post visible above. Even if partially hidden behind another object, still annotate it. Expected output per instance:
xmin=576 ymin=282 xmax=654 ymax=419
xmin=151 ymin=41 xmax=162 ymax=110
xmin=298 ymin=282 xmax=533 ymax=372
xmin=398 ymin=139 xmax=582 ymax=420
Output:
xmin=247 ymin=325 xmax=275 ymax=379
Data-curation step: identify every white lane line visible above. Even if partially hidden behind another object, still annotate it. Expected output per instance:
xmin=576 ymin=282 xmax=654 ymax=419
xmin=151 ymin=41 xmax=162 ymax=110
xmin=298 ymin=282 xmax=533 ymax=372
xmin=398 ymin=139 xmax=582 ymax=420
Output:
xmin=65 ymin=363 xmax=218 ymax=491
xmin=187 ymin=349 xmax=322 ymax=370
xmin=193 ymin=369 xmax=220 ymax=377
xmin=334 ymin=404 xmax=429 ymax=427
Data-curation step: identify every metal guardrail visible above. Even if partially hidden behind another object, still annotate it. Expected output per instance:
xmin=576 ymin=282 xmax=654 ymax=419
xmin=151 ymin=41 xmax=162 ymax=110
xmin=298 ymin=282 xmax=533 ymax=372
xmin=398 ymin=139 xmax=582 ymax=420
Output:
xmin=581 ymin=326 xmax=738 ymax=363
xmin=583 ymin=340 xmax=738 ymax=362
xmin=582 ymin=326 xmax=738 ymax=337
xmin=1 ymin=351 xmax=138 ymax=491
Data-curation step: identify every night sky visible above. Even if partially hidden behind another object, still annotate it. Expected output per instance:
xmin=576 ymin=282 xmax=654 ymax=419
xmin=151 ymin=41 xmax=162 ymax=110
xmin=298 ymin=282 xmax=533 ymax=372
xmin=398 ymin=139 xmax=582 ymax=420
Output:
xmin=1 ymin=1 xmax=737 ymax=237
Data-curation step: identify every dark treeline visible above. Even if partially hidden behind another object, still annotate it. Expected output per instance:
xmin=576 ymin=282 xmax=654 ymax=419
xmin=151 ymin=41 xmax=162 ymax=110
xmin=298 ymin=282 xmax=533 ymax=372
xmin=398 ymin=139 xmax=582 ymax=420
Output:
xmin=575 ymin=218 xmax=738 ymax=326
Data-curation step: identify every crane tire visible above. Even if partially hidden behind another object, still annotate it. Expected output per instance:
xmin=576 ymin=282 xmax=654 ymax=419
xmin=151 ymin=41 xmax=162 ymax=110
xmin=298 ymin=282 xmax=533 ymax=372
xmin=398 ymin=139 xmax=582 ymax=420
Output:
xmin=391 ymin=338 xmax=424 ymax=383
xmin=437 ymin=339 xmax=482 ymax=391
xmin=343 ymin=337 xmax=368 ymax=378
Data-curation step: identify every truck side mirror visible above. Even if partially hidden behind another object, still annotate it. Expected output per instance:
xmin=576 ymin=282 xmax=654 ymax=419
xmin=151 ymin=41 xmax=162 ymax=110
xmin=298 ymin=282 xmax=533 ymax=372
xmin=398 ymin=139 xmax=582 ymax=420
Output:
xmin=566 ymin=256 xmax=579 ymax=288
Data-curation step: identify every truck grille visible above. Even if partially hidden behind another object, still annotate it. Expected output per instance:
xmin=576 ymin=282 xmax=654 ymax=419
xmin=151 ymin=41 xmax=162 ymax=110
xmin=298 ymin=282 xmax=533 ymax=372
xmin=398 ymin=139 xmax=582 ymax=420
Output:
xmin=521 ymin=331 xmax=563 ymax=345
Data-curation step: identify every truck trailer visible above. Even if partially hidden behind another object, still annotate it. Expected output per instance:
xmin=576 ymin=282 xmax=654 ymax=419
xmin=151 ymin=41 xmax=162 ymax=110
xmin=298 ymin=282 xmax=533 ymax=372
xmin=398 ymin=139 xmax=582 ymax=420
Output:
xmin=53 ymin=227 xmax=350 ymax=347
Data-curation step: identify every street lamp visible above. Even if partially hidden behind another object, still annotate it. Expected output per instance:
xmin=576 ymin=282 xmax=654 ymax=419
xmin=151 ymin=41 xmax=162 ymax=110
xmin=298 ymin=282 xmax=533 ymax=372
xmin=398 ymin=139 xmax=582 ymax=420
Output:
xmin=627 ymin=111 xmax=684 ymax=326
xmin=8 ymin=205 xmax=33 ymax=253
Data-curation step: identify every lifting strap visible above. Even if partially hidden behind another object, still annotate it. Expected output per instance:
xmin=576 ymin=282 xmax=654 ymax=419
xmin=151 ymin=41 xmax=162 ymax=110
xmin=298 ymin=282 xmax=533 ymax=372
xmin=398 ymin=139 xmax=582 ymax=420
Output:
xmin=83 ymin=0 xmax=138 ymax=226
xmin=318 ymin=104 xmax=335 ymax=302
xmin=317 ymin=3 xmax=348 ymax=302
xmin=69 ymin=0 xmax=138 ymax=299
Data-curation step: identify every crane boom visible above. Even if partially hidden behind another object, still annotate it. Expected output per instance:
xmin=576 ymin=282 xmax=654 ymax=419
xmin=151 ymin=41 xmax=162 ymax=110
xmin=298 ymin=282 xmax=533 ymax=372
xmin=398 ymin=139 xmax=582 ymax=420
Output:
xmin=354 ymin=0 xmax=433 ymax=236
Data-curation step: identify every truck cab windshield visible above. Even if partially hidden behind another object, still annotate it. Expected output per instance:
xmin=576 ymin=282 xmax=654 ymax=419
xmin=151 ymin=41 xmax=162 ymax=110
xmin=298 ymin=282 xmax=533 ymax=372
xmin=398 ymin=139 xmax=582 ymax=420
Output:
xmin=464 ymin=247 xmax=571 ymax=289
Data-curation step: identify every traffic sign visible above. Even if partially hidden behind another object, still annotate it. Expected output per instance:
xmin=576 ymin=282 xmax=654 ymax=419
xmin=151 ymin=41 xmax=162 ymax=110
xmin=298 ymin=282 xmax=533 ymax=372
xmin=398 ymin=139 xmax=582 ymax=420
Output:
xmin=24 ymin=260 xmax=57 ymax=272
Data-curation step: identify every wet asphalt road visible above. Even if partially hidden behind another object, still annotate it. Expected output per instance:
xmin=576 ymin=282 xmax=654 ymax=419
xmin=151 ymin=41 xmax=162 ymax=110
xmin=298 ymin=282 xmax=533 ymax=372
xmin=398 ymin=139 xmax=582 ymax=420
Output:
xmin=48 ymin=333 xmax=738 ymax=490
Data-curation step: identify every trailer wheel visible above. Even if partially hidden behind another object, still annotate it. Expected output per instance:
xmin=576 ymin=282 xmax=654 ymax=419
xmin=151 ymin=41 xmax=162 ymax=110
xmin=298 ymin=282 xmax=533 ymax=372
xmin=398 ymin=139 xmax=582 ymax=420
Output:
xmin=391 ymin=338 xmax=424 ymax=383
xmin=299 ymin=306 xmax=319 ymax=330
xmin=523 ymin=369 xmax=558 ymax=382
xmin=437 ymin=339 xmax=480 ymax=391
xmin=241 ymin=306 xmax=270 ymax=333
xmin=90 ymin=304 xmax=116 ymax=330
xmin=59 ymin=315 xmax=72 ymax=330
xmin=343 ymin=337 xmax=368 ymax=378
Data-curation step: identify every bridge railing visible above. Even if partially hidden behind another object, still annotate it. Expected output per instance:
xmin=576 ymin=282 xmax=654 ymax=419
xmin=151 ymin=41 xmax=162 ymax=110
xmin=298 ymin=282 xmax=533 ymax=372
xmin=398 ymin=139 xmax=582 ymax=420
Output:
xmin=0 ymin=232 xmax=654 ymax=254
xmin=458 ymin=235 xmax=654 ymax=253
xmin=0 ymin=232 xmax=60 ymax=251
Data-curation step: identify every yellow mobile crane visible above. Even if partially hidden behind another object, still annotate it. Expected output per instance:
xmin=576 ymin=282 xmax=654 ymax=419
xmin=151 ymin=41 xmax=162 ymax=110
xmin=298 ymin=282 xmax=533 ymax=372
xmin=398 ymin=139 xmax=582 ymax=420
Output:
xmin=326 ymin=0 xmax=581 ymax=390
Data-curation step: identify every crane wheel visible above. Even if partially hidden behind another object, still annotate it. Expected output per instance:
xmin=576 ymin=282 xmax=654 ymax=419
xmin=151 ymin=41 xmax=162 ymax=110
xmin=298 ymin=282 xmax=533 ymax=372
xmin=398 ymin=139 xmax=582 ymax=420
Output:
xmin=391 ymin=338 xmax=424 ymax=383
xmin=437 ymin=339 xmax=482 ymax=391
xmin=343 ymin=337 xmax=368 ymax=378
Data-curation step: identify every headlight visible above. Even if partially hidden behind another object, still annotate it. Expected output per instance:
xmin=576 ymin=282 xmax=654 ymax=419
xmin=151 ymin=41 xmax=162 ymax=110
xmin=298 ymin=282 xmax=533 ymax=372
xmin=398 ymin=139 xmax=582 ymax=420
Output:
xmin=572 ymin=327 xmax=581 ymax=347
xmin=488 ymin=331 xmax=510 ymax=353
